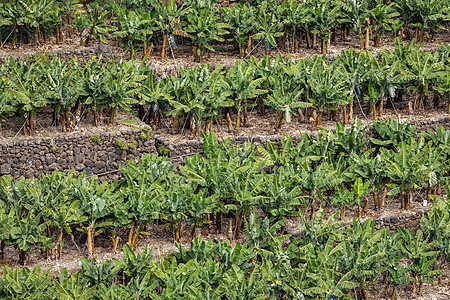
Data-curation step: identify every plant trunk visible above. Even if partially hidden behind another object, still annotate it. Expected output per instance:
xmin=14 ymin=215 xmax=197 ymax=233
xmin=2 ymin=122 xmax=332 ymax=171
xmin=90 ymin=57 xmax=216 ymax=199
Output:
xmin=162 ymin=33 xmax=167 ymax=59
xmin=234 ymin=210 xmax=243 ymax=239
xmin=243 ymin=100 xmax=248 ymax=125
xmin=205 ymin=118 xmax=211 ymax=133
xmin=227 ymin=112 xmax=232 ymax=132
xmin=373 ymin=191 xmax=379 ymax=210
xmin=379 ymin=95 xmax=384 ymax=117
xmin=275 ymin=112 xmax=284 ymax=129
xmin=381 ymin=188 xmax=387 ymax=209
xmin=391 ymin=286 xmax=396 ymax=300
xmin=349 ymin=101 xmax=354 ymax=121
xmin=236 ymin=111 xmax=241 ymax=129
xmin=372 ymin=101 xmax=378 ymax=120
xmin=340 ymin=205 xmax=345 ymax=219
xmin=172 ymin=115 xmax=179 ymax=133
xmin=127 ymin=221 xmax=135 ymax=246
xmin=247 ymin=35 xmax=252 ymax=54
xmin=321 ymin=39 xmax=326 ymax=54
xmin=315 ymin=110 xmax=323 ymax=127
xmin=312 ymin=33 xmax=316 ymax=48
xmin=110 ymin=106 xmax=117 ymax=125
xmin=239 ymin=44 xmax=245 ymax=59
xmin=87 ymin=224 xmax=94 ymax=256
xmin=112 ymin=235 xmax=121 ymax=253
xmin=365 ymin=18 xmax=370 ymax=49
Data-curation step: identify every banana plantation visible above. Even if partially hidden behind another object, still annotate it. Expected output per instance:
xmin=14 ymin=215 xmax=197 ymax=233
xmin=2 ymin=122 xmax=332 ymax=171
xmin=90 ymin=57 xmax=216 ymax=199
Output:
xmin=1 ymin=120 xmax=450 ymax=298
xmin=0 ymin=0 xmax=450 ymax=299
xmin=0 ymin=39 xmax=449 ymax=135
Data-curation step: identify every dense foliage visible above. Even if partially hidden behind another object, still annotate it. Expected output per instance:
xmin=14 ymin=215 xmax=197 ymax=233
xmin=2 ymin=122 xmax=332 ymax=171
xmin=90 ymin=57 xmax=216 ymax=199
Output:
xmin=1 ymin=118 xmax=450 ymax=257
xmin=0 ymin=40 xmax=449 ymax=135
xmin=0 ymin=197 xmax=448 ymax=299
xmin=0 ymin=0 xmax=449 ymax=58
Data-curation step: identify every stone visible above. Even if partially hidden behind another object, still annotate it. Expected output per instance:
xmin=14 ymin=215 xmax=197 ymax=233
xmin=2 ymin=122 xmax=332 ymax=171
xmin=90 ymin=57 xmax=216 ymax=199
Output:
xmin=45 ymin=153 xmax=56 ymax=165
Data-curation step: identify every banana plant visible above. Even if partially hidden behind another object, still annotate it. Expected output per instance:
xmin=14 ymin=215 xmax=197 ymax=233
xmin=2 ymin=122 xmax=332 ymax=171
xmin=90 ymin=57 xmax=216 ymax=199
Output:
xmin=421 ymin=197 xmax=450 ymax=259
xmin=335 ymin=48 xmax=372 ymax=121
xmin=81 ymin=257 xmax=118 ymax=287
xmin=304 ymin=239 xmax=357 ymax=300
xmin=402 ymin=48 xmax=446 ymax=113
xmin=225 ymin=61 xmax=266 ymax=129
xmin=2 ymin=266 xmax=52 ymax=299
xmin=44 ymin=57 xmax=80 ymax=131
xmin=223 ymin=3 xmax=254 ymax=59
xmin=370 ymin=116 xmax=417 ymax=150
xmin=187 ymin=189 xmax=219 ymax=240
xmin=102 ymin=58 xmax=142 ymax=125
xmin=265 ymin=74 xmax=311 ymax=129
xmin=368 ymin=0 xmax=400 ymax=46
xmin=381 ymin=140 xmax=431 ymax=209
xmin=113 ymin=244 xmax=154 ymax=283
xmin=217 ymin=264 xmax=268 ymax=300
xmin=345 ymin=149 xmax=386 ymax=210
xmin=306 ymin=61 xmax=352 ymax=127
xmin=78 ymin=55 xmax=109 ymax=127
xmin=262 ymin=166 xmax=307 ymax=222
xmin=396 ymin=227 xmax=441 ymax=295
xmin=184 ymin=6 xmax=228 ymax=62
xmin=411 ymin=0 xmax=448 ymax=43
xmin=243 ymin=209 xmax=285 ymax=249
xmin=71 ymin=177 xmax=118 ymax=257
xmin=3 ymin=207 xmax=52 ymax=265
xmin=111 ymin=4 xmax=155 ymax=58
xmin=154 ymin=0 xmax=186 ymax=59
xmin=339 ymin=219 xmax=386 ymax=298
xmin=339 ymin=0 xmax=369 ymax=50
xmin=309 ymin=0 xmax=339 ymax=54
xmin=2 ymin=58 xmax=49 ymax=135
xmin=52 ymin=268 xmax=93 ymax=300
xmin=252 ymin=1 xmax=283 ymax=55
xmin=226 ymin=163 xmax=268 ymax=239
xmin=81 ymin=3 xmax=117 ymax=45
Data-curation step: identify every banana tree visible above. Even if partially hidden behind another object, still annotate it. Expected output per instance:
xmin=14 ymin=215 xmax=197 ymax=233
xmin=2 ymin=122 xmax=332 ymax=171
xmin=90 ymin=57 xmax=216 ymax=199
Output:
xmin=306 ymin=63 xmax=352 ymax=127
xmin=2 ymin=208 xmax=52 ymax=265
xmin=184 ymin=6 xmax=228 ymax=63
xmin=154 ymin=0 xmax=186 ymax=59
xmin=262 ymin=166 xmax=307 ymax=222
xmin=339 ymin=0 xmax=369 ymax=50
xmin=225 ymin=62 xmax=266 ymax=129
xmin=368 ymin=0 xmax=401 ymax=46
xmin=222 ymin=3 xmax=254 ymax=59
xmin=380 ymin=140 xmax=431 ymax=210
xmin=402 ymin=48 xmax=446 ymax=113
xmin=265 ymin=74 xmax=311 ymax=129
xmin=397 ymin=227 xmax=441 ymax=295
xmin=71 ymin=177 xmax=118 ymax=257
xmin=309 ymin=0 xmax=339 ymax=54
xmin=335 ymin=48 xmax=372 ymax=121
xmin=411 ymin=0 xmax=448 ymax=43
xmin=81 ymin=4 xmax=117 ymax=46
xmin=78 ymin=56 xmax=109 ymax=127
xmin=226 ymin=163 xmax=268 ymax=239
xmin=345 ymin=149 xmax=386 ymax=210
xmin=44 ymin=57 xmax=80 ymax=131
xmin=252 ymin=2 xmax=283 ymax=56
xmin=111 ymin=4 xmax=155 ymax=58
xmin=339 ymin=219 xmax=386 ymax=299
xmin=158 ymin=182 xmax=193 ymax=242
xmin=103 ymin=59 xmax=142 ymax=125
xmin=2 ymin=58 xmax=49 ymax=135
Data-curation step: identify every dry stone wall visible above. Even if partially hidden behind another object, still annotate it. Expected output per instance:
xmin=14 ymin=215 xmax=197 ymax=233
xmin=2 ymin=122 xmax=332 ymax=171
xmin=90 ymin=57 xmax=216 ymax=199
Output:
xmin=1 ymin=116 xmax=450 ymax=181
xmin=0 ymin=129 xmax=155 ymax=181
